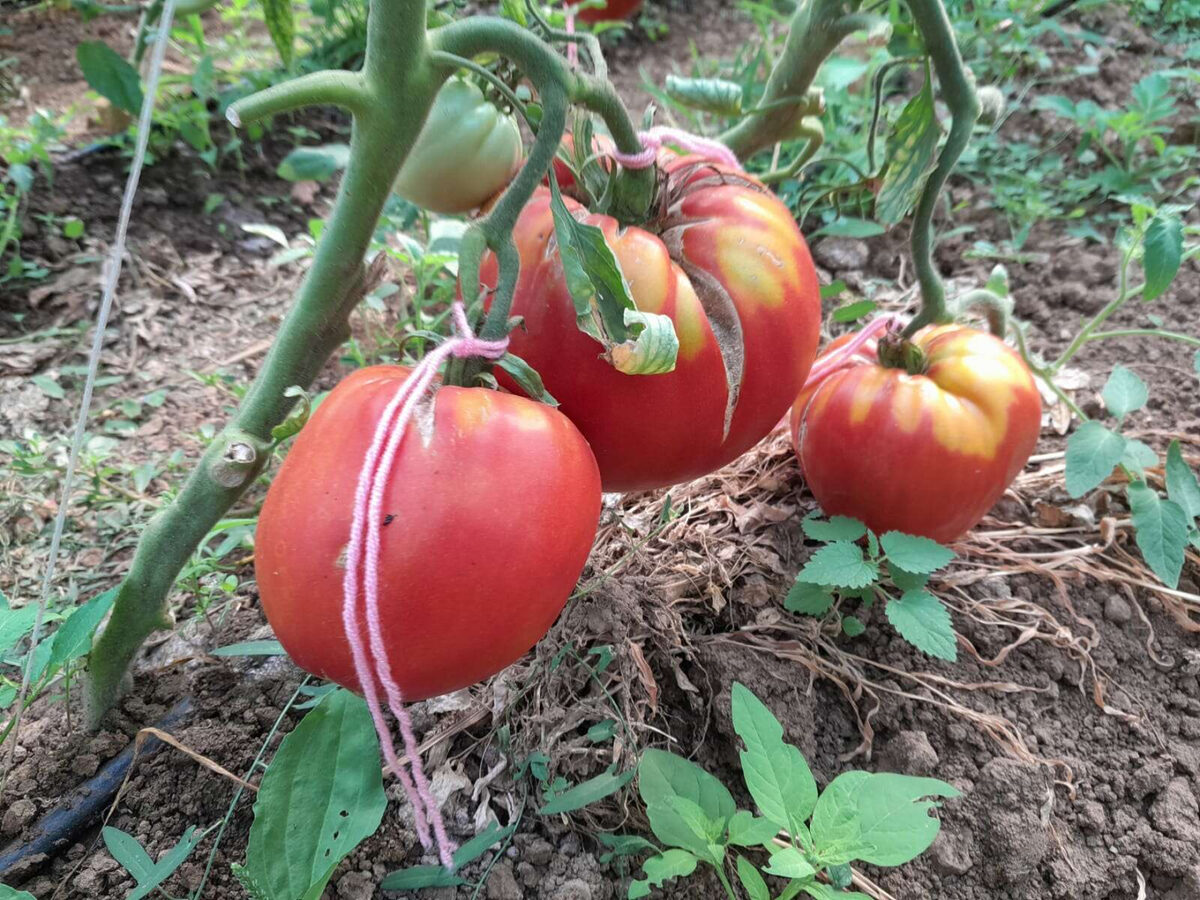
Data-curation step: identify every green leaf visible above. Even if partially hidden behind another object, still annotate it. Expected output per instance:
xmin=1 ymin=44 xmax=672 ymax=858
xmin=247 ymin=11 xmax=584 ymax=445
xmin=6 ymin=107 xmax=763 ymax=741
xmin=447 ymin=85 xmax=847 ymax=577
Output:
xmin=452 ymin=821 xmax=517 ymax=868
xmin=261 ymin=0 xmax=296 ymax=67
xmin=885 ymin=590 xmax=957 ymax=662
xmin=539 ymin=767 xmax=635 ymax=814
xmin=210 ymin=640 xmax=286 ymax=657
xmin=763 ymin=845 xmax=815 ymax=879
xmin=30 ymin=375 xmax=64 ymax=399
xmin=812 ymin=217 xmax=885 ymax=239
xmin=801 ymin=884 xmax=871 ymax=900
xmin=628 ymin=850 xmax=698 ymax=899
xmin=876 ymin=75 xmax=940 ymax=225
xmin=499 ymin=0 xmax=528 ymax=23
xmin=240 ymin=689 xmax=387 ymax=900
xmin=886 ymin=564 xmax=928 ymax=592
xmin=0 ymin=602 xmax=39 ymax=657
xmin=496 ymin=352 xmax=559 ymax=406
xmin=103 ymin=825 xmax=204 ymax=900
xmin=1166 ymin=440 xmax=1200 ymax=521
xmin=810 ymin=772 xmax=960 ymax=867
xmin=802 ymin=515 xmax=866 ymax=543
xmin=597 ymin=833 xmax=658 ymax=864
xmin=277 ymin=144 xmax=349 ymax=182
xmin=736 ymin=856 xmax=770 ymax=900
xmin=841 ymin=615 xmax=866 ymax=637
xmin=664 ymin=74 xmax=743 ymax=115
xmin=1194 ymin=349 xmax=1200 ymax=377
xmin=1064 ymin=421 xmax=1126 ymax=498
xmin=799 ymin=542 xmax=878 ymax=590
xmin=878 ymin=532 xmax=954 ymax=574
xmin=610 ymin=308 xmax=680 ymax=376
xmin=1128 ymin=482 xmax=1189 ymax=588
xmin=820 ymin=280 xmax=847 ymax=301
xmin=1101 ymin=365 xmax=1148 ymax=419
xmin=731 ymin=682 xmax=818 ymax=828
xmin=727 ymin=809 xmax=783 ymax=847
xmin=76 ymin=41 xmax=143 ymax=114
xmin=380 ymin=866 xmax=467 ymax=890
xmin=48 ymin=588 xmax=116 ymax=671
xmin=638 ymin=749 xmax=736 ymax=857
xmin=785 ymin=580 xmax=834 ymax=616
xmin=1142 ymin=214 xmax=1183 ymax=301
xmin=1121 ymin=439 xmax=1159 ymax=474
xmin=833 ymin=300 xmax=877 ymax=323
xmin=0 ymin=887 xmax=37 ymax=900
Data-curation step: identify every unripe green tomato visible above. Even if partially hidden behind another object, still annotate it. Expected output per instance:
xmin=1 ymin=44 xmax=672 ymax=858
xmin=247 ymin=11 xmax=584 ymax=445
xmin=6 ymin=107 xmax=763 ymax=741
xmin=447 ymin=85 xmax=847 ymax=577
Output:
xmin=393 ymin=78 xmax=524 ymax=214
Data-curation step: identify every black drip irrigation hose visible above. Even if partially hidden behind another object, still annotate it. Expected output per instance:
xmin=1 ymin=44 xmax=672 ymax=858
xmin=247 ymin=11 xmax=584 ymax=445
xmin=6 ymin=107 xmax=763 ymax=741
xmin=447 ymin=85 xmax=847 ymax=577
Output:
xmin=0 ymin=697 xmax=193 ymax=882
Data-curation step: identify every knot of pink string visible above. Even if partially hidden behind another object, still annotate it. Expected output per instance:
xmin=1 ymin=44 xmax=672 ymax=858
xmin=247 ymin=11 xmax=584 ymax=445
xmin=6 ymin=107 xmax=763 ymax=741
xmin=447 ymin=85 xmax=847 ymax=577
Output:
xmin=802 ymin=314 xmax=903 ymax=390
xmin=342 ymin=302 xmax=507 ymax=871
xmin=607 ymin=126 xmax=741 ymax=171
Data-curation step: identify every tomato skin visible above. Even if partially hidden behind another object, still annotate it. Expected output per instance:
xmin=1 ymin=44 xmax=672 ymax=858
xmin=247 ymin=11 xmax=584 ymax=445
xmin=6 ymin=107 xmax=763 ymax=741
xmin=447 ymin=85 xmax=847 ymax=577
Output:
xmin=485 ymin=156 xmax=821 ymax=492
xmin=567 ymin=0 xmax=643 ymax=23
xmin=790 ymin=325 xmax=1042 ymax=543
xmin=255 ymin=367 xmax=601 ymax=701
xmin=393 ymin=78 xmax=523 ymax=215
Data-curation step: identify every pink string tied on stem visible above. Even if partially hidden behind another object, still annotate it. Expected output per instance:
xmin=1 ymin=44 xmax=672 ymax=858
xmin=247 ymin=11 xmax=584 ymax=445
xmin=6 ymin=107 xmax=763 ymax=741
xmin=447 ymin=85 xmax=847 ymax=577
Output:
xmin=607 ymin=126 xmax=742 ymax=171
xmin=341 ymin=302 xmax=507 ymax=872
xmin=801 ymin=313 xmax=904 ymax=390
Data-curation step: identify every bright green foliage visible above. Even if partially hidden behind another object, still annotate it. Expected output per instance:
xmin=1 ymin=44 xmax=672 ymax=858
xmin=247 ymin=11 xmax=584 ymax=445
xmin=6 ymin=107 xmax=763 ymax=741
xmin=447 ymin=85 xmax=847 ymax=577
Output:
xmin=1101 ymin=365 xmax=1148 ymax=420
xmin=1065 ymin=421 xmax=1128 ymax=498
xmin=624 ymin=683 xmax=958 ymax=898
xmin=103 ymin=825 xmax=206 ymax=900
xmin=1143 ymin=214 xmax=1183 ymax=300
xmin=232 ymin=689 xmax=386 ymax=900
xmin=875 ymin=74 xmax=939 ymax=225
xmin=786 ymin=517 xmax=958 ymax=661
xmin=76 ymin=40 xmax=143 ymax=114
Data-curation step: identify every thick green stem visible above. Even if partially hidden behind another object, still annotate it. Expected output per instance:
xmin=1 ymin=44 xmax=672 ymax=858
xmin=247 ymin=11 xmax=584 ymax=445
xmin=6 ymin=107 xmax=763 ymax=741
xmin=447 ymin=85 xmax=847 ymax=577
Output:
xmin=85 ymin=0 xmax=442 ymax=725
xmin=902 ymin=0 xmax=981 ymax=337
xmin=720 ymin=0 xmax=874 ymax=159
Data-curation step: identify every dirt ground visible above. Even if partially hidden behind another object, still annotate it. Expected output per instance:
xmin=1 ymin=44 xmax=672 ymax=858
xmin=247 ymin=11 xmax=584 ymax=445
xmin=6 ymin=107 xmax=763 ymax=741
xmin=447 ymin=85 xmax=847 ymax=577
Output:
xmin=3 ymin=2 xmax=1200 ymax=899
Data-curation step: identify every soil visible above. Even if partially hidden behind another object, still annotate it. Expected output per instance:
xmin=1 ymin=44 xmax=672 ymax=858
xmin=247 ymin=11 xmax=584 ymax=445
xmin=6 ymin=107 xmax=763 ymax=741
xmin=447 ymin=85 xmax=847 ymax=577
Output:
xmin=3 ymin=2 xmax=1200 ymax=900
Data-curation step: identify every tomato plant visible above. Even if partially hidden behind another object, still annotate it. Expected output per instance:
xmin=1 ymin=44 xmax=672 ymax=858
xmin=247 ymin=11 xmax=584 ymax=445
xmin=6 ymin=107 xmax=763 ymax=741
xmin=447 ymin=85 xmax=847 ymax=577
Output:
xmin=392 ymin=77 xmax=523 ymax=214
xmin=567 ymin=0 xmax=644 ymax=24
xmin=484 ymin=153 xmax=821 ymax=492
xmin=791 ymin=325 xmax=1042 ymax=543
xmin=255 ymin=366 xmax=601 ymax=701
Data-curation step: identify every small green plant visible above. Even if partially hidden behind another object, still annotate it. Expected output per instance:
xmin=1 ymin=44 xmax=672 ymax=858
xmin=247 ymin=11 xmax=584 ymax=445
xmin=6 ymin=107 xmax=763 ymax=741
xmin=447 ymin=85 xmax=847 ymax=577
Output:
xmin=786 ymin=515 xmax=959 ymax=661
xmin=609 ymin=682 xmax=958 ymax=898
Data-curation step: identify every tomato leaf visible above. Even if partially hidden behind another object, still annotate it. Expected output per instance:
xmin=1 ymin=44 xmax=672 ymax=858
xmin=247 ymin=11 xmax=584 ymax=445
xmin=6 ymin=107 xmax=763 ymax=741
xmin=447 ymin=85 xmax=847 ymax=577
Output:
xmin=496 ymin=352 xmax=559 ymax=406
xmin=1064 ymin=421 xmax=1126 ymax=498
xmin=810 ymin=772 xmax=959 ymax=867
xmin=1166 ymin=440 xmax=1200 ymax=522
xmin=785 ymin=580 xmax=834 ymax=616
xmin=261 ymin=0 xmax=296 ymax=67
xmin=610 ymin=308 xmax=680 ymax=375
xmin=238 ymin=689 xmax=386 ymax=900
xmin=735 ymin=856 xmax=770 ymax=900
xmin=76 ymin=41 xmax=143 ymax=115
xmin=539 ymin=767 xmax=635 ymax=814
xmin=277 ymin=144 xmax=349 ymax=182
xmin=876 ymin=73 xmax=940 ymax=226
xmin=885 ymin=589 xmax=957 ymax=661
xmin=665 ymin=74 xmax=744 ymax=115
xmin=1142 ymin=213 xmax=1183 ymax=301
xmin=629 ymin=850 xmax=699 ymax=899
xmin=1101 ymin=365 xmax=1148 ymax=419
xmin=798 ymin=542 xmax=878 ymax=589
xmin=802 ymin=514 xmax=867 ymax=543
xmin=1128 ymin=482 xmax=1189 ymax=588
xmin=731 ymin=683 xmax=818 ymax=828
xmin=879 ymin=532 xmax=954 ymax=574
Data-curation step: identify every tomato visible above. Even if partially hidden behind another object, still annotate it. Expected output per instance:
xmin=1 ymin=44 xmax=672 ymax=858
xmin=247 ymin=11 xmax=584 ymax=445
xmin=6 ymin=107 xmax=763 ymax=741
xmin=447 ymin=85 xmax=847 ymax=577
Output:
xmin=255 ymin=366 xmax=601 ymax=701
xmin=790 ymin=325 xmax=1042 ymax=543
xmin=566 ymin=0 xmax=643 ymax=23
xmin=482 ymin=154 xmax=821 ymax=492
xmin=393 ymin=77 xmax=524 ymax=215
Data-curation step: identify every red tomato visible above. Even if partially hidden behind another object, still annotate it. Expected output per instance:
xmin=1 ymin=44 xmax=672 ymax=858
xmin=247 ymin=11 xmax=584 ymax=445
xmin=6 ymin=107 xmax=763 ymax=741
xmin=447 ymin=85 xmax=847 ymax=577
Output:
xmin=566 ymin=0 xmax=643 ymax=23
xmin=483 ymin=154 xmax=821 ymax=492
xmin=255 ymin=366 xmax=601 ymax=701
xmin=790 ymin=325 xmax=1042 ymax=543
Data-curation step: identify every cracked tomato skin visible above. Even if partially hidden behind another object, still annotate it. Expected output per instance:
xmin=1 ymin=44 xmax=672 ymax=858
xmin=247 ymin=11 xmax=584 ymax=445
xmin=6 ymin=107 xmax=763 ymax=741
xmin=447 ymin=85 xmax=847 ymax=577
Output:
xmin=567 ymin=0 xmax=643 ymax=23
xmin=483 ymin=155 xmax=821 ymax=492
xmin=790 ymin=325 xmax=1042 ymax=543
xmin=255 ymin=366 xmax=601 ymax=702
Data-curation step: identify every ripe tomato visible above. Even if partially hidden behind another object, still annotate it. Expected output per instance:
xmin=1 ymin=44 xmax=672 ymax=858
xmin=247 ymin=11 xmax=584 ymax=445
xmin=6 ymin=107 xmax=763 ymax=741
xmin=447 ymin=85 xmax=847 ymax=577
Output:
xmin=393 ymin=77 xmax=523 ymax=215
xmin=483 ymin=154 xmax=821 ymax=492
xmin=566 ymin=0 xmax=643 ymax=23
xmin=255 ymin=367 xmax=601 ymax=701
xmin=790 ymin=325 xmax=1042 ymax=543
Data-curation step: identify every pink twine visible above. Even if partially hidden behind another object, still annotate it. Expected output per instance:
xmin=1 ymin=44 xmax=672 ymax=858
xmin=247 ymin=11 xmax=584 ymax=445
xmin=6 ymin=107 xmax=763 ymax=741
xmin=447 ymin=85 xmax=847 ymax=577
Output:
xmin=802 ymin=314 xmax=902 ymax=390
xmin=566 ymin=6 xmax=579 ymax=68
xmin=608 ymin=126 xmax=741 ymax=171
xmin=341 ymin=302 xmax=507 ymax=871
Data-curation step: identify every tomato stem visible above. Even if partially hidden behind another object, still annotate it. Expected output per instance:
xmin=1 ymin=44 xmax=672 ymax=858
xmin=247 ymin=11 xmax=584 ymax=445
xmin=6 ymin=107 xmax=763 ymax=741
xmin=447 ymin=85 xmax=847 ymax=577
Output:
xmin=877 ymin=331 xmax=929 ymax=375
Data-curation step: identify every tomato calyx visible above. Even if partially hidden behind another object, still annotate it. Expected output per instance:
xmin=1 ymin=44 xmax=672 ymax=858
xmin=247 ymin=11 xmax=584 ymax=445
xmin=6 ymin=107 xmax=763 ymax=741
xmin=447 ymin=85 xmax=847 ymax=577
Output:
xmin=877 ymin=329 xmax=929 ymax=376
